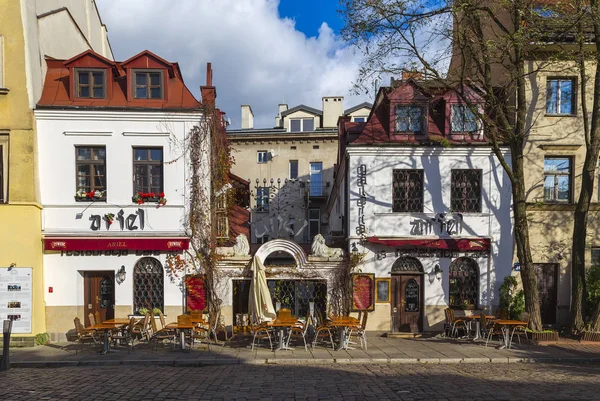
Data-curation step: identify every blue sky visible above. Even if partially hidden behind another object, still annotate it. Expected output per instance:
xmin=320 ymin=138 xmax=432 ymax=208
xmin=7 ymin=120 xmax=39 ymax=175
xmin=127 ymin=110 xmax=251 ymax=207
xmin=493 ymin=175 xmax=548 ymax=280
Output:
xmin=278 ymin=0 xmax=344 ymax=37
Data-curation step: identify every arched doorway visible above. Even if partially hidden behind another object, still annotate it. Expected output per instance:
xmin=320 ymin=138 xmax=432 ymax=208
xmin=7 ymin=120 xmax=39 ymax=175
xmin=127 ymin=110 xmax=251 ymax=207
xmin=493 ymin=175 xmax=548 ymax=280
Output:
xmin=390 ymin=256 xmax=424 ymax=333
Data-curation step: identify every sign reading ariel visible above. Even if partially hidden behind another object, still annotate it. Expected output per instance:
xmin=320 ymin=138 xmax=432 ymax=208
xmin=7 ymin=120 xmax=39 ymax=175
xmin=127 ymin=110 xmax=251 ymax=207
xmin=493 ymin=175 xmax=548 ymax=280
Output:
xmin=351 ymin=273 xmax=375 ymax=312
xmin=44 ymin=237 xmax=189 ymax=252
xmin=87 ymin=209 xmax=146 ymax=232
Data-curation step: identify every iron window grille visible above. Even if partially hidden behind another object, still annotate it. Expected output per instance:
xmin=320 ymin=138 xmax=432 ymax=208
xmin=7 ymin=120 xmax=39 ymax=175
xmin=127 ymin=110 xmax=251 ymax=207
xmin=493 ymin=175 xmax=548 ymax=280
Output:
xmin=256 ymin=186 xmax=270 ymax=212
xmin=133 ymin=257 xmax=164 ymax=313
xmin=76 ymin=69 xmax=106 ymax=98
xmin=133 ymin=70 xmax=163 ymax=99
xmin=451 ymin=169 xmax=482 ymax=213
xmin=133 ymin=147 xmax=163 ymax=196
xmin=451 ymin=105 xmax=478 ymax=132
xmin=391 ymin=256 xmax=424 ymax=273
xmin=392 ymin=169 xmax=424 ymax=212
xmin=75 ymin=146 xmax=106 ymax=196
xmin=449 ymin=257 xmax=479 ymax=309
xmin=395 ymin=105 xmax=424 ymax=133
xmin=543 ymin=157 xmax=572 ymax=202
xmin=546 ymin=78 xmax=575 ymax=115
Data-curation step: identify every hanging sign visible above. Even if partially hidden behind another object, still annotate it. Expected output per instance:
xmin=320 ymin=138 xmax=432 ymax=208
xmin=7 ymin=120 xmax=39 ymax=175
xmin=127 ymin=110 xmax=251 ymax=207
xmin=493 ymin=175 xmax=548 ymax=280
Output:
xmin=351 ymin=273 xmax=375 ymax=312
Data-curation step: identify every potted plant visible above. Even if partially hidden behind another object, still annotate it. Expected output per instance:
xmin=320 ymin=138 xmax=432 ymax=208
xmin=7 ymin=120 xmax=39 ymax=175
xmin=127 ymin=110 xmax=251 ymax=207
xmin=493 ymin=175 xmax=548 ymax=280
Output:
xmin=132 ymin=191 xmax=167 ymax=206
xmin=152 ymin=308 xmax=162 ymax=316
xmin=75 ymin=189 xmax=106 ymax=202
xmin=137 ymin=307 xmax=149 ymax=316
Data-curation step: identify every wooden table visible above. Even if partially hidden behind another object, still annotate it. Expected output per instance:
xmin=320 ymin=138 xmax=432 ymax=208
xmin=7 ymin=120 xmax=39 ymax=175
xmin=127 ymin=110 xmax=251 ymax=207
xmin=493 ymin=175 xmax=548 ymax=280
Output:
xmin=88 ymin=323 xmax=126 ymax=354
xmin=269 ymin=319 xmax=298 ymax=351
xmin=103 ymin=318 xmax=131 ymax=325
xmin=494 ymin=320 xmax=528 ymax=349
xmin=329 ymin=317 xmax=360 ymax=351
xmin=165 ymin=323 xmax=196 ymax=351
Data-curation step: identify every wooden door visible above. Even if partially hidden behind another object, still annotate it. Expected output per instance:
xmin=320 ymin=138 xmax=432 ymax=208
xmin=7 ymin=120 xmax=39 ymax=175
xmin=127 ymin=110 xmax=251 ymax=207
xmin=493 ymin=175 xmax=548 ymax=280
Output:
xmin=83 ymin=271 xmax=115 ymax=326
xmin=534 ymin=263 xmax=558 ymax=325
xmin=391 ymin=275 xmax=423 ymax=332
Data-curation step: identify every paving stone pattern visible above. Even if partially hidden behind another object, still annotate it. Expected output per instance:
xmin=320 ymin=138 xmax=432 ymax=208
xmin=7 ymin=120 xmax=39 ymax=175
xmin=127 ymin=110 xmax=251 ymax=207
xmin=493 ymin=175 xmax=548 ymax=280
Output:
xmin=1 ymin=362 xmax=599 ymax=400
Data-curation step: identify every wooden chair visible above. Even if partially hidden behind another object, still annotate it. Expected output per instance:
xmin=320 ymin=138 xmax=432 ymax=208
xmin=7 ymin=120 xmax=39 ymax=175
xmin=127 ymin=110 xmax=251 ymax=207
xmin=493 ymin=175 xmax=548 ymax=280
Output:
xmin=131 ymin=312 xmax=151 ymax=342
xmin=151 ymin=315 xmax=176 ymax=352
xmin=510 ymin=312 xmax=530 ymax=346
xmin=446 ymin=308 xmax=468 ymax=338
xmin=111 ymin=317 xmax=135 ymax=352
xmin=94 ymin=311 xmax=102 ymax=326
xmin=311 ymin=310 xmax=335 ymax=349
xmin=158 ymin=310 xmax=168 ymax=330
xmin=209 ymin=310 xmax=230 ymax=346
xmin=482 ymin=313 xmax=505 ymax=347
xmin=73 ymin=317 xmax=98 ymax=353
xmin=88 ymin=313 xmax=96 ymax=327
xmin=286 ymin=315 xmax=311 ymax=351
xmin=348 ymin=312 xmax=369 ymax=350
xmin=250 ymin=314 xmax=273 ymax=351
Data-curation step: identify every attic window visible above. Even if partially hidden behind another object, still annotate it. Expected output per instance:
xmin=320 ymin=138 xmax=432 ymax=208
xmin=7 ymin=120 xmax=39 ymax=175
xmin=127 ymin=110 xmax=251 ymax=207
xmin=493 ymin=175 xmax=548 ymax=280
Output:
xmin=76 ymin=69 xmax=106 ymax=98
xmin=133 ymin=70 xmax=163 ymax=99
xmin=290 ymin=118 xmax=314 ymax=132
xmin=396 ymin=105 xmax=424 ymax=133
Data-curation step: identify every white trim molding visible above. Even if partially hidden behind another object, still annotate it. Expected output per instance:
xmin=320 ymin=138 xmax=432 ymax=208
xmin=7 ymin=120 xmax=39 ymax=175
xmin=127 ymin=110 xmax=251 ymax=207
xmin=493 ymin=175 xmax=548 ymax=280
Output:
xmin=63 ymin=131 xmax=113 ymax=136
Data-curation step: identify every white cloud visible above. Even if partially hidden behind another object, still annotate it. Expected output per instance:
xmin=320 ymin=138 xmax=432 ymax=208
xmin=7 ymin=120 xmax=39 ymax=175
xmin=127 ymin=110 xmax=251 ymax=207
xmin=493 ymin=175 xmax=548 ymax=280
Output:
xmin=96 ymin=0 xmax=372 ymax=128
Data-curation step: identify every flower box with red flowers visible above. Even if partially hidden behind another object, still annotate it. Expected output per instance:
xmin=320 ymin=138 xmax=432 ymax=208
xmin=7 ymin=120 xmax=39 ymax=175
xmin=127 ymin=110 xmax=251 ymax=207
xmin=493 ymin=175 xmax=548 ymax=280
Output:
xmin=132 ymin=192 xmax=167 ymax=206
xmin=75 ymin=190 xmax=106 ymax=202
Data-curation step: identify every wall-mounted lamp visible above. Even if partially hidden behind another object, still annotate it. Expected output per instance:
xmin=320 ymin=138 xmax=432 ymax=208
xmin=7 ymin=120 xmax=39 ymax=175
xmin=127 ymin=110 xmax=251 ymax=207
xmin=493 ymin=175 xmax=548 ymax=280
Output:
xmin=116 ymin=265 xmax=126 ymax=285
xmin=429 ymin=264 xmax=443 ymax=284
xmin=351 ymin=242 xmax=359 ymax=255
xmin=8 ymin=262 xmax=16 ymax=272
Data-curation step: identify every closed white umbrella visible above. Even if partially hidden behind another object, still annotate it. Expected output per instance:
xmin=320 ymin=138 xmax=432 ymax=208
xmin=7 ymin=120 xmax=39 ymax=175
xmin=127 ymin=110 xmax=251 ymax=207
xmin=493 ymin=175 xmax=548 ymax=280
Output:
xmin=248 ymin=255 xmax=276 ymax=322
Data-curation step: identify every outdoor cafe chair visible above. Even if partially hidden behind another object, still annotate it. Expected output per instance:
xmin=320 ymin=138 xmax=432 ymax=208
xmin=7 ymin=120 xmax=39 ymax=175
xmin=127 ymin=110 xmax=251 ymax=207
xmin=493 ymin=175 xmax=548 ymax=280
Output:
xmin=286 ymin=315 xmax=311 ymax=351
xmin=110 ymin=317 xmax=135 ymax=352
xmin=94 ymin=311 xmax=102 ymax=328
xmin=510 ymin=312 xmax=530 ymax=346
xmin=88 ymin=313 xmax=96 ymax=327
xmin=250 ymin=315 xmax=273 ymax=351
xmin=151 ymin=315 xmax=177 ymax=352
xmin=446 ymin=308 xmax=468 ymax=338
xmin=311 ymin=311 xmax=335 ymax=349
xmin=482 ymin=313 xmax=505 ymax=347
xmin=348 ymin=312 xmax=369 ymax=351
xmin=73 ymin=317 xmax=98 ymax=352
xmin=131 ymin=312 xmax=152 ymax=342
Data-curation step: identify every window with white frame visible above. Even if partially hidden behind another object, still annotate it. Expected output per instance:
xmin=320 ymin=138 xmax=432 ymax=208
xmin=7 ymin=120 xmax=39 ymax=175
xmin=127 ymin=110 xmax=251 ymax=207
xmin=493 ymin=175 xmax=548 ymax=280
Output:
xmin=395 ymin=105 xmax=423 ymax=133
xmin=256 ymin=186 xmax=270 ymax=212
xmin=353 ymin=116 xmax=367 ymax=123
xmin=257 ymin=150 xmax=268 ymax=164
xmin=544 ymin=157 xmax=572 ymax=202
xmin=451 ymin=105 xmax=478 ymax=132
xmin=546 ymin=78 xmax=575 ymax=115
xmin=289 ymin=118 xmax=314 ymax=132
xmin=289 ymin=160 xmax=298 ymax=179
xmin=0 ymin=135 xmax=8 ymax=203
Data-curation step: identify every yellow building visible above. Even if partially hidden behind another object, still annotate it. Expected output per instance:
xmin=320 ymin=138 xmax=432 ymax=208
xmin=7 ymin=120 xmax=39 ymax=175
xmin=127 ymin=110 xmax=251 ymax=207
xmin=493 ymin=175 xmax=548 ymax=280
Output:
xmin=0 ymin=0 xmax=112 ymax=344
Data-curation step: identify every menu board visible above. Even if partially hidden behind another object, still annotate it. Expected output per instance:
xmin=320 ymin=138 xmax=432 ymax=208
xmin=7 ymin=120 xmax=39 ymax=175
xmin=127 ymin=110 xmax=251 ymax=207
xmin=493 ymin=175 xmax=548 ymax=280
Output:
xmin=351 ymin=273 xmax=375 ymax=312
xmin=185 ymin=275 xmax=207 ymax=312
xmin=0 ymin=268 xmax=32 ymax=334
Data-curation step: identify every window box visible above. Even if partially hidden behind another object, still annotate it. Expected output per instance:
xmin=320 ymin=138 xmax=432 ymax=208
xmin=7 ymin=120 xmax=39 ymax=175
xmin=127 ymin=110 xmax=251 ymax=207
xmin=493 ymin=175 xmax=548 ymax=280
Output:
xmin=75 ymin=190 xmax=106 ymax=202
xmin=132 ymin=192 xmax=167 ymax=206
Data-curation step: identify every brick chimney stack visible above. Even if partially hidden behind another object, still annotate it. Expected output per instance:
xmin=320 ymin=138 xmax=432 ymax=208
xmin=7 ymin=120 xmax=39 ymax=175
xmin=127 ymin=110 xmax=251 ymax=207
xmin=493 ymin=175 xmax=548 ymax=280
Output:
xmin=200 ymin=62 xmax=216 ymax=106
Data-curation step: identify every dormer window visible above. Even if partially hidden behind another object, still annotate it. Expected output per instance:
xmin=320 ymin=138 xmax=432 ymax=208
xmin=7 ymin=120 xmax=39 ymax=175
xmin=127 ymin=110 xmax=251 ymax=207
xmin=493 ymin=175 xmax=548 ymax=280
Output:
xmin=290 ymin=118 xmax=314 ymax=132
xmin=133 ymin=70 xmax=163 ymax=99
xmin=395 ymin=105 xmax=424 ymax=133
xmin=76 ymin=69 xmax=105 ymax=98
xmin=451 ymin=105 xmax=478 ymax=132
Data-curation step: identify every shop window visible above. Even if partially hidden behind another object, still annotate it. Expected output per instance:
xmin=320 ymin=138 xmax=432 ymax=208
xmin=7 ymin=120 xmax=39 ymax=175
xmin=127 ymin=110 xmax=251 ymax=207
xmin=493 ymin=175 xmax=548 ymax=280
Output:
xmin=392 ymin=169 xmax=424 ymax=212
xmin=544 ymin=157 xmax=571 ymax=202
xmin=133 ymin=147 xmax=163 ymax=196
xmin=451 ymin=169 xmax=482 ymax=212
xmin=75 ymin=146 xmax=106 ymax=199
xmin=256 ymin=186 xmax=269 ymax=212
xmin=133 ymin=257 xmax=164 ymax=313
xmin=395 ymin=105 xmax=423 ymax=133
xmin=451 ymin=105 xmax=478 ymax=132
xmin=133 ymin=70 xmax=163 ymax=99
xmin=546 ymin=78 xmax=575 ymax=115
xmin=75 ymin=69 xmax=106 ymax=98
xmin=449 ymin=257 xmax=479 ymax=309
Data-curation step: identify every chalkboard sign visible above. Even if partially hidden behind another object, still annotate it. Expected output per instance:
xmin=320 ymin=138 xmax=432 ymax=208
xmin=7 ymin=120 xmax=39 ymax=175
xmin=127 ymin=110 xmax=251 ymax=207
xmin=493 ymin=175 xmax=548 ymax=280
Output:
xmin=351 ymin=273 xmax=375 ymax=311
xmin=376 ymin=278 xmax=390 ymax=303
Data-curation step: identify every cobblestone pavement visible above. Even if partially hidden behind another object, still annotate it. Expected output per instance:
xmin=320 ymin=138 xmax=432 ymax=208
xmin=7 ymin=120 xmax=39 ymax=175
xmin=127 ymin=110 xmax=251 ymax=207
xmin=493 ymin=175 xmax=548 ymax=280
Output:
xmin=1 ymin=362 xmax=599 ymax=400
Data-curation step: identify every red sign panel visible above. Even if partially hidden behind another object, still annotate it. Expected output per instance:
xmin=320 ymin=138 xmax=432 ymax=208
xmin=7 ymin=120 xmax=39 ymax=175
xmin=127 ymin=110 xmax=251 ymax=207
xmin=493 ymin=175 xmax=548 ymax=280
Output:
xmin=185 ymin=276 xmax=207 ymax=312
xmin=44 ymin=237 xmax=189 ymax=251
xmin=352 ymin=273 xmax=375 ymax=312
xmin=366 ymin=237 xmax=490 ymax=251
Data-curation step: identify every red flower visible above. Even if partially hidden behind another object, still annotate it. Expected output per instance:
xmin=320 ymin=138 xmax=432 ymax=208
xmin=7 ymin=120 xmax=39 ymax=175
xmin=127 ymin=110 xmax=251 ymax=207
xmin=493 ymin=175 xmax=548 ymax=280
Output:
xmin=158 ymin=192 xmax=165 ymax=198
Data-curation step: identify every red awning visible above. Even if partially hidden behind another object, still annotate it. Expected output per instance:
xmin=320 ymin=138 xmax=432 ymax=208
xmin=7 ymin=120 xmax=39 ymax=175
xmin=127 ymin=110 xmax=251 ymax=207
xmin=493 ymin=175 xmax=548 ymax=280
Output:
xmin=44 ymin=237 xmax=189 ymax=251
xmin=366 ymin=237 xmax=490 ymax=251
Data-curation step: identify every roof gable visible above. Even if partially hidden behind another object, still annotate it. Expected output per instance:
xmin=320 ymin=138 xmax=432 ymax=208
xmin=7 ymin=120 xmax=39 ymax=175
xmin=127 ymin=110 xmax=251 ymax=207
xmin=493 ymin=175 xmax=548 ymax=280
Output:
xmin=121 ymin=50 xmax=175 ymax=78
xmin=344 ymin=102 xmax=373 ymax=115
xmin=281 ymin=104 xmax=322 ymax=117
xmin=63 ymin=50 xmax=115 ymax=68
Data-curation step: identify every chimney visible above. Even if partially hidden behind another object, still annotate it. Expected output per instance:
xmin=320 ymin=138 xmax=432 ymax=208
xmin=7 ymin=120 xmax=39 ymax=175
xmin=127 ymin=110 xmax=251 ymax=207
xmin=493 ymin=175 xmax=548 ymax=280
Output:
xmin=241 ymin=105 xmax=254 ymax=129
xmin=200 ymin=62 xmax=216 ymax=106
xmin=322 ymin=96 xmax=344 ymax=128
xmin=275 ymin=104 xmax=288 ymax=128
xmin=401 ymin=71 xmax=422 ymax=81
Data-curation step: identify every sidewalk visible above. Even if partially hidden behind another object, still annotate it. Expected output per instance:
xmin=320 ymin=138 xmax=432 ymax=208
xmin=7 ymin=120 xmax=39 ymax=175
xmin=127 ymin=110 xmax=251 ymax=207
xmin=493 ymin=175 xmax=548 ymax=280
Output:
xmin=6 ymin=333 xmax=600 ymax=368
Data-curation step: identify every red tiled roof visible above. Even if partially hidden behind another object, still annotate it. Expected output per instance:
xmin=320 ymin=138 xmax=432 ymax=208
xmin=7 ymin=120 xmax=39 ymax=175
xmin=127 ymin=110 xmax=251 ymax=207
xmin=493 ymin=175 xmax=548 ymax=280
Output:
xmin=37 ymin=50 xmax=201 ymax=110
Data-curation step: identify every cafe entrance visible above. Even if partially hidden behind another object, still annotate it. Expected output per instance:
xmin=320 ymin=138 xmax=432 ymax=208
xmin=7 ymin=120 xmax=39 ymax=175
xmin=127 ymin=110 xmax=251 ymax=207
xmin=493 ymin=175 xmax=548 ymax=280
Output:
xmin=390 ymin=257 xmax=424 ymax=333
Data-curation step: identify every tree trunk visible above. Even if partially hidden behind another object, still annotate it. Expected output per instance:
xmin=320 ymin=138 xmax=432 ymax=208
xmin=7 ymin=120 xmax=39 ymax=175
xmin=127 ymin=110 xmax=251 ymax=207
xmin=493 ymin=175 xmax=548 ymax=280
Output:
xmin=511 ymin=146 xmax=543 ymax=331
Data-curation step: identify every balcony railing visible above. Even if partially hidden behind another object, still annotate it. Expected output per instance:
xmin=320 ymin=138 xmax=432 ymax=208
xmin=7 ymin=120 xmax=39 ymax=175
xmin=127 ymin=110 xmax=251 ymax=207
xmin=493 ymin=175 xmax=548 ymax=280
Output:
xmin=309 ymin=182 xmax=329 ymax=198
